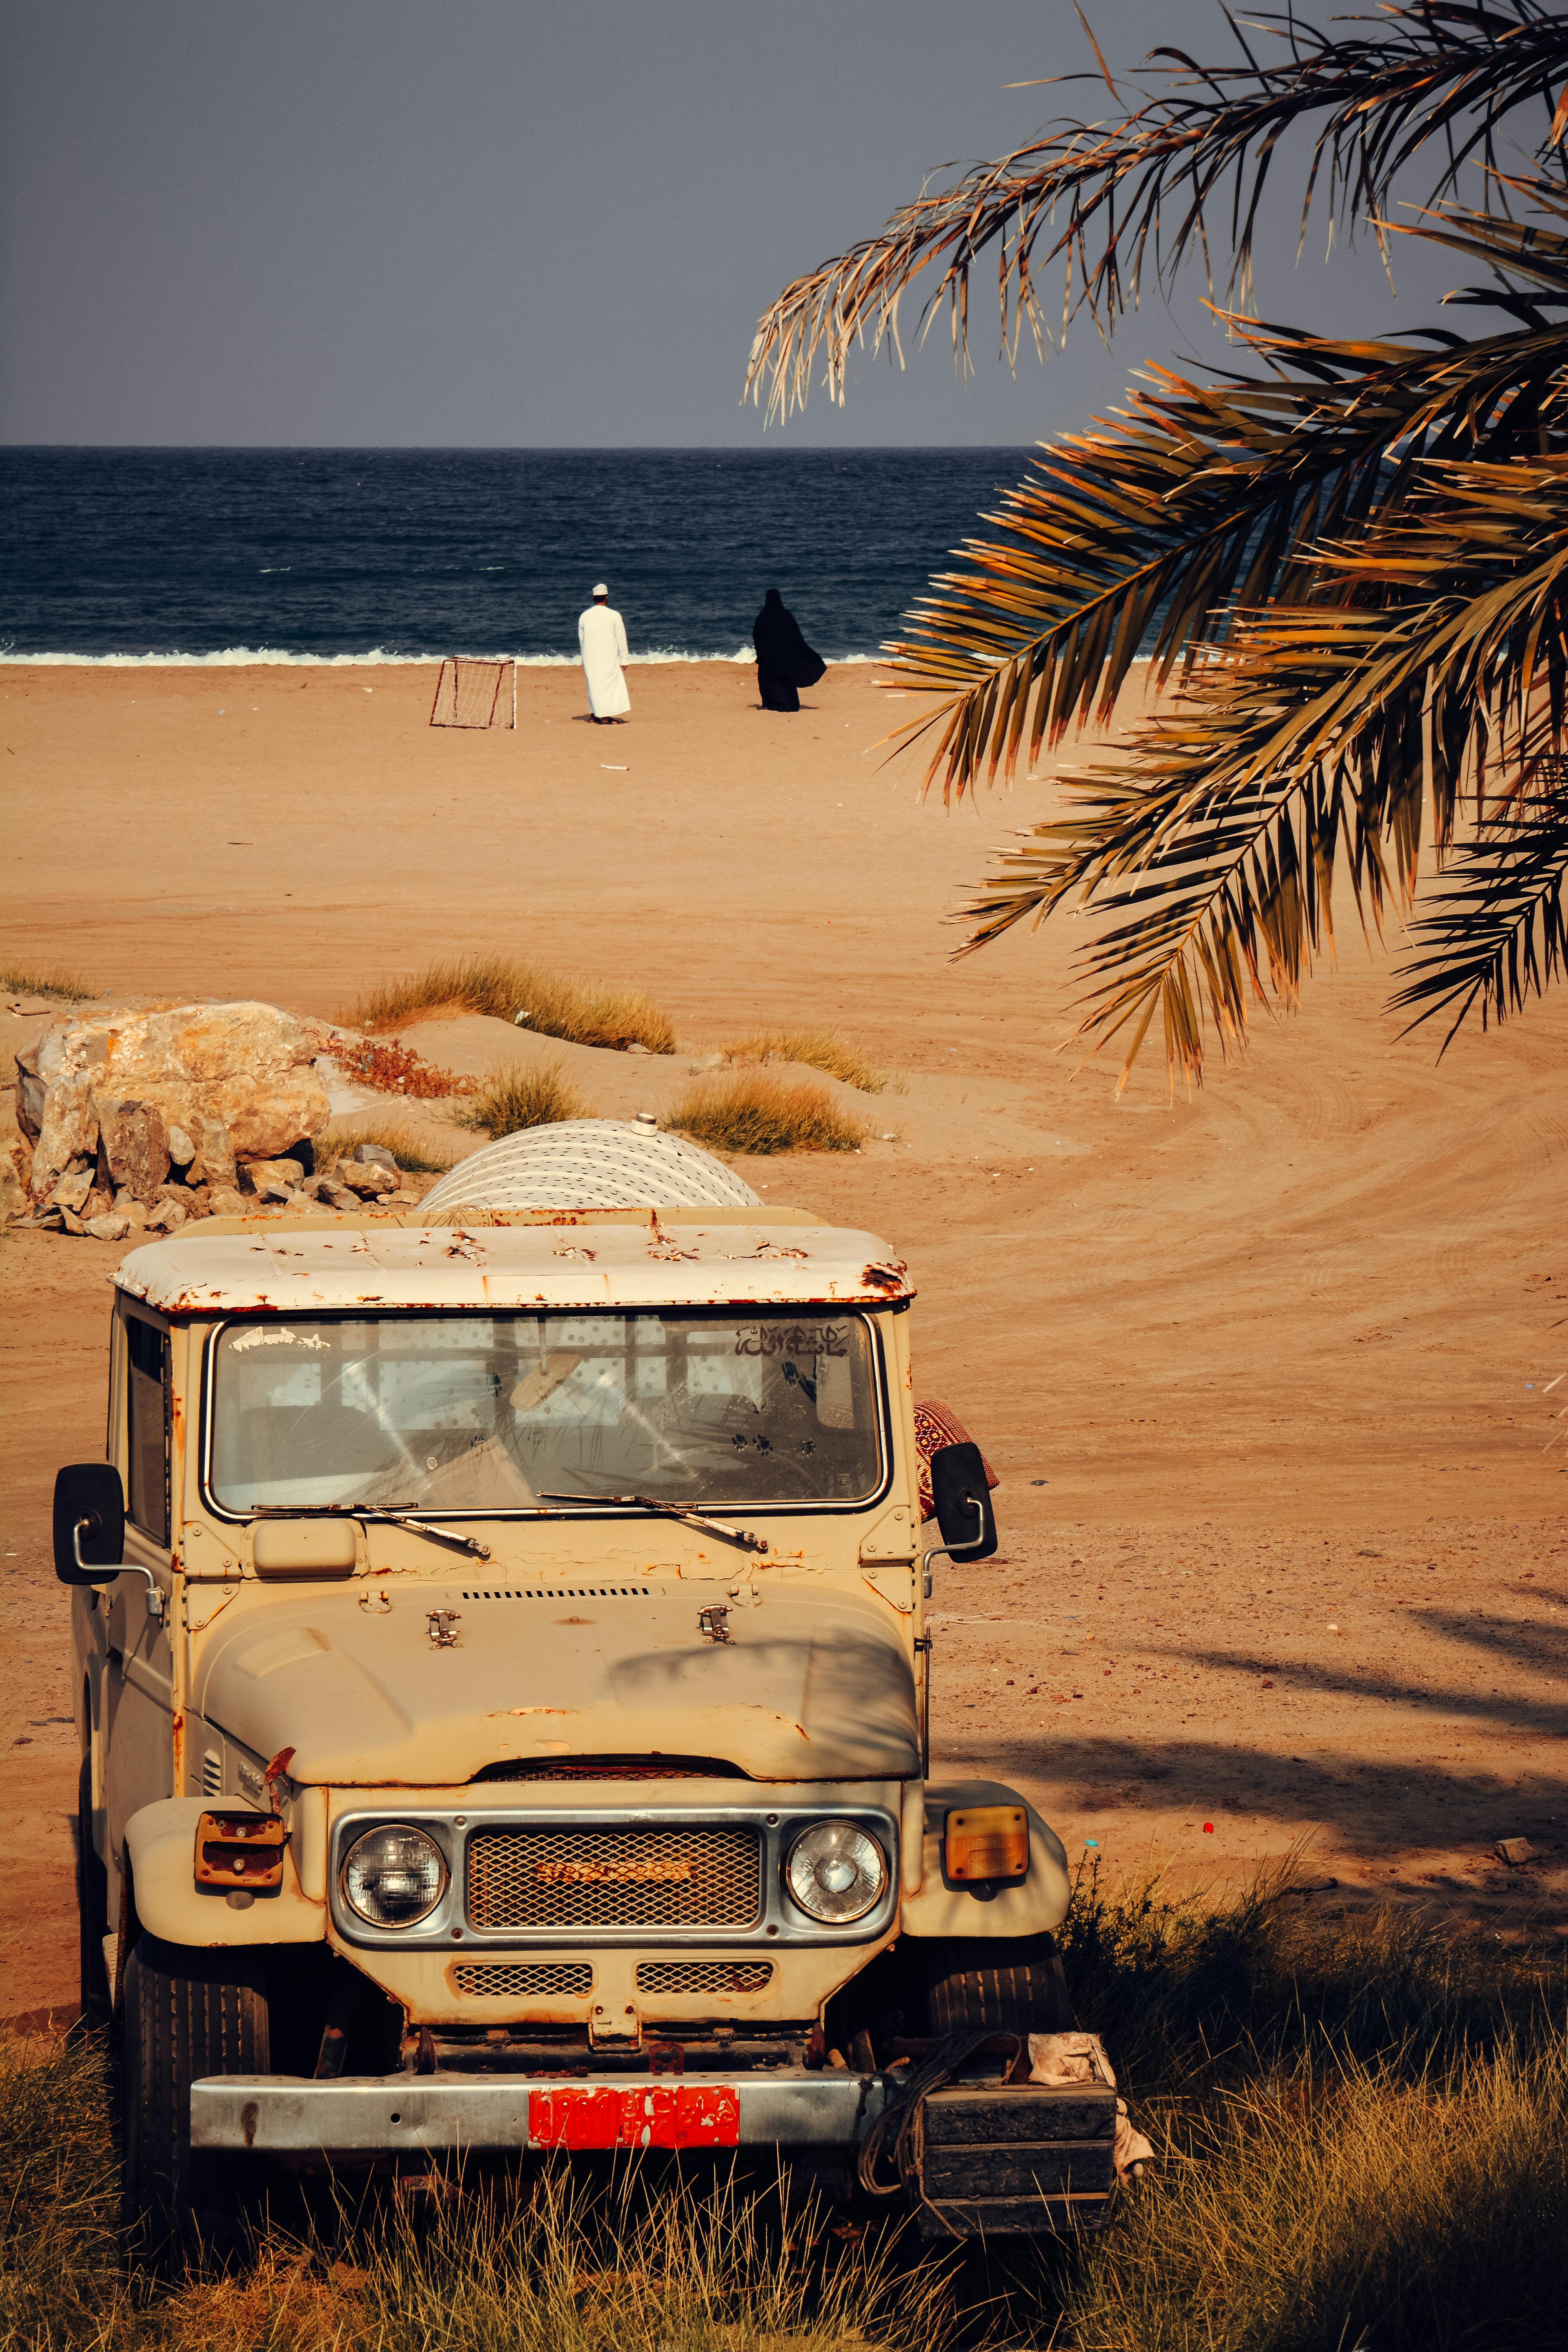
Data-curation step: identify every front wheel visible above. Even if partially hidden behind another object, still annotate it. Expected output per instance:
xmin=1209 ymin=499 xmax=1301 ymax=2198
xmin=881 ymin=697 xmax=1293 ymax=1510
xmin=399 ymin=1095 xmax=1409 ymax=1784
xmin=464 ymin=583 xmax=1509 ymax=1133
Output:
xmin=122 ymin=1936 xmax=270 ymax=2271
xmin=915 ymin=1931 xmax=1074 ymax=2036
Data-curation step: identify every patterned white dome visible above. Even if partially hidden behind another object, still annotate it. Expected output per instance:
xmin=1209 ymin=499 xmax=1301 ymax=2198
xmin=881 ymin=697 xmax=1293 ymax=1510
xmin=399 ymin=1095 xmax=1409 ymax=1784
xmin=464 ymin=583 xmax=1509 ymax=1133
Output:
xmin=422 ymin=1119 xmax=761 ymax=1214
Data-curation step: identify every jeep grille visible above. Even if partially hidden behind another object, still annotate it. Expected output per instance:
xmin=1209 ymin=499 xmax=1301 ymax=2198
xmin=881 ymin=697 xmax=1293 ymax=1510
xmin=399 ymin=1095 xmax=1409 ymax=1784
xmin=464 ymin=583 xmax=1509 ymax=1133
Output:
xmin=635 ymin=1960 xmax=774 ymax=1995
xmin=453 ymin=1961 xmax=594 ymax=1999
xmin=466 ymin=1825 xmax=763 ymax=1932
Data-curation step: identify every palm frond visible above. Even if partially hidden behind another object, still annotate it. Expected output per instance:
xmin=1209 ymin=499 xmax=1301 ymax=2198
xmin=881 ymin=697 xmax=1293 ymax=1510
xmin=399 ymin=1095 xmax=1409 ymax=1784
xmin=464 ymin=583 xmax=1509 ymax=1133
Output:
xmin=889 ymin=193 xmax=1568 ymax=802
xmin=1390 ymin=785 xmax=1568 ymax=1045
xmin=747 ymin=2 xmax=1568 ymax=423
xmin=960 ymin=453 xmax=1568 ymax=1086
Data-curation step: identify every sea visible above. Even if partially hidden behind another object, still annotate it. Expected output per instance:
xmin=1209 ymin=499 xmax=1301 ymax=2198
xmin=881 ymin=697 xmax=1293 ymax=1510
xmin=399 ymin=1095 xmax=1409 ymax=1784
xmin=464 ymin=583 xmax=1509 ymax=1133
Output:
xmin=0 ymin=446 xmax=1038 ymax=665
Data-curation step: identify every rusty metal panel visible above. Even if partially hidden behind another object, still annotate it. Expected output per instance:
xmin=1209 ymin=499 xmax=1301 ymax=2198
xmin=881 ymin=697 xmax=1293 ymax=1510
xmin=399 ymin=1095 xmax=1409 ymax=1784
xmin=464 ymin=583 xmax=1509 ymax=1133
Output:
xmin=111 ymin=1217 xmax=916 ymax=1316
xmin=191 ymin=2068 xmax=882 ymax=2153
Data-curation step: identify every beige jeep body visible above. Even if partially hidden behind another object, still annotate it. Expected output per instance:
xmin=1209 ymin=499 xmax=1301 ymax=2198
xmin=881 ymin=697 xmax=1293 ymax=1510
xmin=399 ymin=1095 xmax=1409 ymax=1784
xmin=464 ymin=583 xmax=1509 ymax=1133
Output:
xmin=69 ymin=1202 xmax=1111 ymax=2240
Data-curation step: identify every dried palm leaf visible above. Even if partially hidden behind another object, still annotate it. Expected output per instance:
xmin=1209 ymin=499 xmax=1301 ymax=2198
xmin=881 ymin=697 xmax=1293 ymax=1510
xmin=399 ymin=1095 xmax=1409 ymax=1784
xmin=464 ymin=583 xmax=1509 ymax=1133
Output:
xmin=965 ymin=451 xmax=1568 ymax=1086
xmin=888 ymin=192 xmax=1568 ymax=802
xmin=747 ymin=2 xmax=1568 ymax=423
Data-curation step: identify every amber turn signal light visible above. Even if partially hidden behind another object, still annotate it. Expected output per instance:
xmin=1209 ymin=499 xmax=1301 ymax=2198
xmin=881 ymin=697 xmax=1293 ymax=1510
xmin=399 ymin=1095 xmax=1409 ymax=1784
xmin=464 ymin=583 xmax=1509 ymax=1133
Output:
xmin=944 ymin=1804 xmax=1029 ymax=1882
xmin=194 ymin=1810 xmax=287 ymax=1891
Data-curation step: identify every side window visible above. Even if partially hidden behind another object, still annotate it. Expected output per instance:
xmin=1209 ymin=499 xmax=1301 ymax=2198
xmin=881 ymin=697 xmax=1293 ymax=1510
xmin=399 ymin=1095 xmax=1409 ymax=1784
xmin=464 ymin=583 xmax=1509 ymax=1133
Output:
xmin=126 ymin=1315 xmax=170 ymax=1545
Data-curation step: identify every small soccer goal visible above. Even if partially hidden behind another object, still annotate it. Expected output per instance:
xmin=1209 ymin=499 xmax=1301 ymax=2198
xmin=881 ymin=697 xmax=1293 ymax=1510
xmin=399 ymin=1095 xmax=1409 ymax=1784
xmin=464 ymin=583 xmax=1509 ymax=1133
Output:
xmin=429 ymin=657 xmax=516 ymax=730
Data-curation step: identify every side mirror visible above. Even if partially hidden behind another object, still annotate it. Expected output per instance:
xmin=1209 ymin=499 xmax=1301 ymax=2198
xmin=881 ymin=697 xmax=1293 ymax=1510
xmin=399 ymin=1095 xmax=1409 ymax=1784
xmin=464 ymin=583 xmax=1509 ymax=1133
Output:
xmin=929 ymin=1441 xmax=998 ymax=1562
xmin=54 ymin=1463 xmax=125 ymax=1586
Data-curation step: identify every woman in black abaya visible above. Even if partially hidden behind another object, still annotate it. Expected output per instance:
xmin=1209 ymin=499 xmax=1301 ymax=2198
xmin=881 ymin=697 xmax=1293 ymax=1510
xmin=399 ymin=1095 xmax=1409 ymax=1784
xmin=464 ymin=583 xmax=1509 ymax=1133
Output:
xmin=752 ymin=588 xmax=826 ymax=713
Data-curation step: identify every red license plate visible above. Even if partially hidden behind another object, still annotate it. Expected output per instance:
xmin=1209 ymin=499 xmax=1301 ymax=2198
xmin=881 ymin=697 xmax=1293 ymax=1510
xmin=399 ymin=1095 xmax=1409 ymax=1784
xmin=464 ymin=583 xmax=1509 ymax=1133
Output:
xmin=528 ymin=2085 xmax=740 ymax=2152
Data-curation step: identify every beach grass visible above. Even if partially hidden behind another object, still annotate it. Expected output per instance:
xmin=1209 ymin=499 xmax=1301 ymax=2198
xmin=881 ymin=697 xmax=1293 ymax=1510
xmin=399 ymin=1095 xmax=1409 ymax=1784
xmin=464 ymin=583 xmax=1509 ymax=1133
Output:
xmin=459 ymin=1057 xmax=591 ymax=1138
xmin=342 ymin=957 xmax=675 ymax=1056
xmin=665 ymin=1071 xmax=869 ymax=1155
xmin=2 ymin=1869 xmax=1562 ymax=2349
xmin=314 ymin=1118 xmax=467 ymax=1176
xmin=1036 ymin=1858 xmax=1568 ymax=2351
xmin=0 ymin=2033 xmax=942 ymax=2351
xmin=0 ymin=965 xmax=90 ymax=1002
xmin=721 ymin=1027 xmax=896 ymax=1094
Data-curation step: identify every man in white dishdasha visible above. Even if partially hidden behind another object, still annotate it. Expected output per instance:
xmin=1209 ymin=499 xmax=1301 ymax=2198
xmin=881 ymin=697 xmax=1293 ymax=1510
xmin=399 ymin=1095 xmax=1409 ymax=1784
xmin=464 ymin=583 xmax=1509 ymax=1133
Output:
xmin=577 ymin=583 xmax=630 ymax=724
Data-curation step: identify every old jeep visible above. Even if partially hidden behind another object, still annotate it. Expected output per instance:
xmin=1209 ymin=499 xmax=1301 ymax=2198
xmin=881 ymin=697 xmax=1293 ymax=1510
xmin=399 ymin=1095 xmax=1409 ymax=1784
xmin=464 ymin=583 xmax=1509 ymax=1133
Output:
xmin=59 ymin=1127 xmax=1122 ymax=2254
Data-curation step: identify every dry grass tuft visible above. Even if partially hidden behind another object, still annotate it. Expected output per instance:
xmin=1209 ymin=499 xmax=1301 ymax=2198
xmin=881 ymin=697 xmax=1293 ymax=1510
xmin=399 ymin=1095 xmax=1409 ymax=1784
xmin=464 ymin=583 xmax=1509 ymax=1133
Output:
xmin=1034 ymin=1858 xmax=1568 ymax=2352
xmin=722 ymin=1028 xmax=895 ymax=1095
xmin=315 ymin=1118 xmax=468 ymax=1176
xmin=0 ymin=965 xmax=91 ymax=1002
xmin=459 ymin=1057 xmax=591 ymax=1138
xmin=4 ymin=1873 xmax=1565 ymax=2350
xmin=343 ymin=957 xmax=675 ymax=1056
xmin=0 ymin=2031 xmax=945 ymax=2350
xmin=666 ymin=1072 xmax=869 ymax=1155
xmin=1064 ymin=2032 xmax=1568 ymax=2352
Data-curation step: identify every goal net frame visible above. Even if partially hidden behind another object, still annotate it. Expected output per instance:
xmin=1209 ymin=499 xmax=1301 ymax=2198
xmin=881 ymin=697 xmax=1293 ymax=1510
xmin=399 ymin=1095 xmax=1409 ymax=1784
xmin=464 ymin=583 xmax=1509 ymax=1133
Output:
xmin=429 ymin=657 xmax=517 ymax=730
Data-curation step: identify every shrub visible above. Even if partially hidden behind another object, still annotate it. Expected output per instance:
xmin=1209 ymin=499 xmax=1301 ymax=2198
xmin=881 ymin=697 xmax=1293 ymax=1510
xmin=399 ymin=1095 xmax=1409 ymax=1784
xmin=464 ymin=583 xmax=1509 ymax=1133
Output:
xmin=319 ymin=1034 xmax=473 ymax=1099
xmin=342 ymin=956 xmax=675 ymax=1056
xmin=665 ymin=1072 xmax=869 ymax=1155
xmin=722 ymin=1027 xmax=893 ymax=1094
xmin=459 ymin=1057 xmax=590 ymax=1138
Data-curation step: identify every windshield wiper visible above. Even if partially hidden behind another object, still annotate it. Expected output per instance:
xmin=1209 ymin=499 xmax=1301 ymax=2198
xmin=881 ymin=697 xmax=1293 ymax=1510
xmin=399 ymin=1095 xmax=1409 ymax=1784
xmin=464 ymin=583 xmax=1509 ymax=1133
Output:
xmin=247 ymin=1504 xmax=490 ymax=1561
xmin=352 ymin=1509 xmax=492 ymax=1561
xmin=539 ymin=1492 xmax=768 ymax=1555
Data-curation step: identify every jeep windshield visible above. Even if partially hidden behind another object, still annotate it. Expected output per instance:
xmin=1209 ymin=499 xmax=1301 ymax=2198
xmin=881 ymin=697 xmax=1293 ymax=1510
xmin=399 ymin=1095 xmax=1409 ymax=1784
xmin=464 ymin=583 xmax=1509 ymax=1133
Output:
xmin=208 ymin=1311 xmax=884 ymax=1514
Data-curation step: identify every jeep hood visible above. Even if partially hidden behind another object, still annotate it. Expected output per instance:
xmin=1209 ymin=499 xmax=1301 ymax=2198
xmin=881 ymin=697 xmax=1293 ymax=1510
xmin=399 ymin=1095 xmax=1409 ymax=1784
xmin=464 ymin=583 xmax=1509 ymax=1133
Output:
xmin=191 ymin=1581 xmax=919 ymax=1784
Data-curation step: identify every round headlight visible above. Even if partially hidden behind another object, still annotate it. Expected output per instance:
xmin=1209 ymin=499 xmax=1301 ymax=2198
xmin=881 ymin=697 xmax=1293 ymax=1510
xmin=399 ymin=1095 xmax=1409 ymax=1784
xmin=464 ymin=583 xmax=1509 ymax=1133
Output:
xmin=341 ymin=1824 xmax=448 ymax=1928
xmin=785 ymin=1820 xmax=887 ymax=1924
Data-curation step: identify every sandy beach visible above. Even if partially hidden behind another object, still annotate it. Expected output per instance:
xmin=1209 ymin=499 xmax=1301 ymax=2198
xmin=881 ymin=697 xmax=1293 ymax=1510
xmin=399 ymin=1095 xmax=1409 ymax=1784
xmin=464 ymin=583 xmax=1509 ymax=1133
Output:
xmin=2 ymin=657 xmax=1564 ymax=2023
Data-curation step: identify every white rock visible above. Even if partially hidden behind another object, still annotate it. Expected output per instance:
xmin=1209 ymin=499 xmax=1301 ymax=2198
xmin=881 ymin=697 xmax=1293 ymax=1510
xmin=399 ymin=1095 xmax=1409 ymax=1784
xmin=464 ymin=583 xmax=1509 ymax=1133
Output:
xmin=48 ymin=1162 xmax=96 ymax=1214
xmin=243 ymin=1157 xmax=306 ymax=1201
xmin=16 ymin=1001 xmax=330 ymax=1202
xmin=336 ymin=1160 xmax=388 ymax=1197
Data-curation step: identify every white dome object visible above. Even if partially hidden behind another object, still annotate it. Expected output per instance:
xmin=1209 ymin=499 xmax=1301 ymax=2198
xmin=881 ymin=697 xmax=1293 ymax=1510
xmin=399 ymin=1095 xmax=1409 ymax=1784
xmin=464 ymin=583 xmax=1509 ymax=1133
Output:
xmin=421 ymin=1120 xmax=761 ymax=1214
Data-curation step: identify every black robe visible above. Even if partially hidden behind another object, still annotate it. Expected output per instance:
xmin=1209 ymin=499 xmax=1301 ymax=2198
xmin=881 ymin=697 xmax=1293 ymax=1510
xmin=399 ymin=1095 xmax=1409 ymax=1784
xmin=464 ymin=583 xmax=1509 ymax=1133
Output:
xmin=753 ymin=591 xmax=825 ymax=712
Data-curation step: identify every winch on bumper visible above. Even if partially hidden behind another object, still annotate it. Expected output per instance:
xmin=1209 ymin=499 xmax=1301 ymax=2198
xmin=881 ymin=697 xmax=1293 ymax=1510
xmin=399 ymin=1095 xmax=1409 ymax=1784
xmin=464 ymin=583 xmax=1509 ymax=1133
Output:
xmin=191 ymin=2049 xmax=1123 ymax=2237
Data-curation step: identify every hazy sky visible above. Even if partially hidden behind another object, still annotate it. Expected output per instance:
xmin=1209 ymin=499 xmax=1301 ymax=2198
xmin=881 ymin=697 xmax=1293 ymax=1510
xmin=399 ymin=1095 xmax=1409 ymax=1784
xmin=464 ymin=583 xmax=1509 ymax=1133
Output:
xmin=1 ymin=0 xmax=1481 ymax=448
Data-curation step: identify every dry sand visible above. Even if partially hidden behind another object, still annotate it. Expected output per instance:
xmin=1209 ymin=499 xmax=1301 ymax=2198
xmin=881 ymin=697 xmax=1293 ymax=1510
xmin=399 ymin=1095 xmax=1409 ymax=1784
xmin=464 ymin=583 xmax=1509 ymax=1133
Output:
xmin=2 ymin=659 xmax=1563 ymax=2024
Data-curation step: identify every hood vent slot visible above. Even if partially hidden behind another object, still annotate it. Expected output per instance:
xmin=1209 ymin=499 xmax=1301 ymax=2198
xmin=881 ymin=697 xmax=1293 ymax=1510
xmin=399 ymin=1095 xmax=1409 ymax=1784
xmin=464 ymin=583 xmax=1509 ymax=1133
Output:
xmin=472 ymin=1755 xmax=746 ymax=1783
xmin=461 ymin=1588 xmax=655 ymax=1602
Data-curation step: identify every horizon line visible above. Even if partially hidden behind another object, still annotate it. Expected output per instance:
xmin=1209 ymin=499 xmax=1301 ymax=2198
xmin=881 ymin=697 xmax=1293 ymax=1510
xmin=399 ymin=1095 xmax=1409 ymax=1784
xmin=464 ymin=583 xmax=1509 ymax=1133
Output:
xmin=0 ymin=441 xmax=1042 ymax=456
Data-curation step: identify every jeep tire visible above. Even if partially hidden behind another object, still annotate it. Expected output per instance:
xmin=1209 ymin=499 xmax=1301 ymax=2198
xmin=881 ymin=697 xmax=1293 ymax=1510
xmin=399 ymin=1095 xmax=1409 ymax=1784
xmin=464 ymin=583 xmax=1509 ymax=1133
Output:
xmin=122 ymin=1935 xmax=270 ymax=2269
xmin=916 ymin=1931 xmax=1074 ymax=2036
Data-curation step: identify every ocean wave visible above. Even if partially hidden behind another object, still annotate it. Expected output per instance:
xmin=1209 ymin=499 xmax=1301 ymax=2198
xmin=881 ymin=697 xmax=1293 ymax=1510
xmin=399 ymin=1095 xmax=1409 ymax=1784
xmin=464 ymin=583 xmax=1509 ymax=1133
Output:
xmin=0 ymin=643 xmax=887 ymax=669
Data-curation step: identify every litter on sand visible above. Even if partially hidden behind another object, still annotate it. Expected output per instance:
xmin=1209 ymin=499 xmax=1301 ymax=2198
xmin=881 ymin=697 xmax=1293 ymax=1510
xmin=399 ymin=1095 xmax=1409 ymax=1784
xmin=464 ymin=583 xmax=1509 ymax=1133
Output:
xmin=600 ymin=763 xmax=629 ymax=771
xmin=1496 ymin=1837 xmax=1536 ymax=1866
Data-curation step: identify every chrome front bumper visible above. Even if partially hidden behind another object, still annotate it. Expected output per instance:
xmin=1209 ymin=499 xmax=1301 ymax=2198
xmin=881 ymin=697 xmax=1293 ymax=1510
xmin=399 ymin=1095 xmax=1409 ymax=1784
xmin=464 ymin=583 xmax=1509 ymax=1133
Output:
xmin=190 ymin=2068 xmax=886 ymax=2154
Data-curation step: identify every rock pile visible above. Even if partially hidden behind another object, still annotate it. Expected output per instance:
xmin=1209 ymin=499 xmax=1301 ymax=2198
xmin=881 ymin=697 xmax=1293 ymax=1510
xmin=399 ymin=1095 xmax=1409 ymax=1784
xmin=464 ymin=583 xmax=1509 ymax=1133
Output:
xmin=12 ymin=1000 xmax=340 ymax=1237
